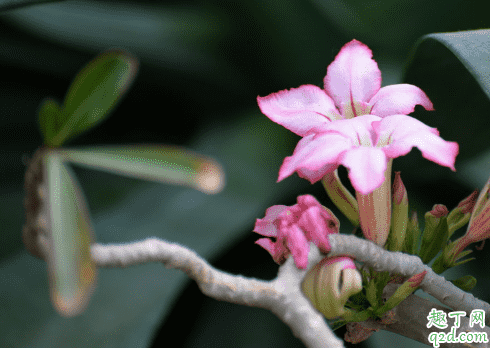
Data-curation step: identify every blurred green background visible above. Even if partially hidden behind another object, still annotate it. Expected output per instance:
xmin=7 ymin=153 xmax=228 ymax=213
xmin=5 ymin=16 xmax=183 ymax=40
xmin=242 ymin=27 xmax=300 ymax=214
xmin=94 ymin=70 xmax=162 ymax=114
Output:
xmin=1 ymin=0 xmax=490 ymax=347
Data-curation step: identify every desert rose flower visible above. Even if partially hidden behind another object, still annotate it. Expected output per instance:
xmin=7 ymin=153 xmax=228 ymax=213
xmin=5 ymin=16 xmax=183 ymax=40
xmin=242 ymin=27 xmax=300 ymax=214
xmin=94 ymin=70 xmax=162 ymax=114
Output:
xmin=277 ymin=115 xmax=458 ymax=245
xmin=257 ymin=39 xmax=433 ymax=137
xmin=253 ymin=194 xmax=339 ymax=269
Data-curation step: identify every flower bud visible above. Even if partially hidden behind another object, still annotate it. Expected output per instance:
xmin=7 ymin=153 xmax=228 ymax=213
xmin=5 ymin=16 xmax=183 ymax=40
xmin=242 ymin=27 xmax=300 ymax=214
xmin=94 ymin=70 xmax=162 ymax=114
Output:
xmin=440 ymin=178 xmax=490 ymax=268
xmin=388 ymin=172 xmax=408 ymax=251
xmin=402 ymin=211 xmax=421 ymax=254
xmin=375 ymin=270 xmax=427 ymax=316
xmin=447 ymin=190 xmax=478 ymax=236
xmin=301 ymin=256 xmax=362 ymax=319
xmin=464 ymin=179 xmax=490 ymax=245
xmin=450 ymin=275 xmax=477 ymax=292
xmin=254 ymin=195 xmax=340 ymax=269
xmin=419 ymin=205 xmax=449 ymax=264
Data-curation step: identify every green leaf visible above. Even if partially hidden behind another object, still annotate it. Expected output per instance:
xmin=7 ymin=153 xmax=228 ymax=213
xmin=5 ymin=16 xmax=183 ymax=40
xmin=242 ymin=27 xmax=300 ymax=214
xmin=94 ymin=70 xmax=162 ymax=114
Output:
xmin=44 ymin=151 xmax=97 ymax=317
xmin=403 ymin=30 xmax=490 ymax=183
xmin=50 ymin=48 xmax=139 ymax=147
xmin=59 ymin=145 xmax=225 ymax=194
xmin=37 ymin=98 xmax=64 ymax=146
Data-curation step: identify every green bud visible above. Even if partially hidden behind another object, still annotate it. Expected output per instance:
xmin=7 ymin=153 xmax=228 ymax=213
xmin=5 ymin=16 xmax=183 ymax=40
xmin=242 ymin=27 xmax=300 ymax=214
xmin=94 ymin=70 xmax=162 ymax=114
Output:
xmin=375 ymin=271 xmax=427 ymax=317
xmin=402 ymin=211 xmax=421 ymax=255
xmin=450 ymin=275 xmax=477 ymax=292
xmin=447 ymin=190 xmax=478 ymax=237
xmin=419 ymin=205 xmax=450 ymax=264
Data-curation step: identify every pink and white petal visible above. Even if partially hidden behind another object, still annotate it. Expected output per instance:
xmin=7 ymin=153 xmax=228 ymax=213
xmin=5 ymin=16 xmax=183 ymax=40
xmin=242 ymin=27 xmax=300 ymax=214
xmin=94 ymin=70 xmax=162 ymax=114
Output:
xmin=312 ymin=114 xmax=381 ymax=146
xmin=253 ymin=205 xmax=288 ymax=237
xmin=285 ymin=225 xmax=310 ymax=269
xmin=341 ymin=147 xmax=388 ymax=194
xmin=257 ymin=85 xmax=340 ymax=136
xmin=369 ymin=84 xmax=434 ymax=117
xmin=373 ymin=115 xmax=439 ymax=147
xmin=324 ymin=39 xmax=382 ymax=108
xmin=278 ymin=133 xmax=352 ymax=183
xmin=383 ymin=130 xmax=459 ymax=171
xmin=296 ymin=194 xmax=323 ymax=209
xmin=255 ymin=238 xmax=281 ymax=260
xmin=299 ymin=206 xmax=334 ymax=252
xmin=372 ymin=115 xmax=458 ymax=170
xmin=323 ymin=256 xmax=357 ymax=270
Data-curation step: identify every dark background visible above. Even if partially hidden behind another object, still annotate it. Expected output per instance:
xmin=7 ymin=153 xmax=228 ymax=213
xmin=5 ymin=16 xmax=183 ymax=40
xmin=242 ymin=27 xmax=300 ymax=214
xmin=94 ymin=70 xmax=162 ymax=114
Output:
xmin=1 ymin=0 xmax=490 ymax=347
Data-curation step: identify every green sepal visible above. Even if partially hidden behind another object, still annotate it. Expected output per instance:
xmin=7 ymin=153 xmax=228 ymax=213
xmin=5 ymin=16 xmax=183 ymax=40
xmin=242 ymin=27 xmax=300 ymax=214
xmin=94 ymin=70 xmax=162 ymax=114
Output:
xmin=432 ymin=246 xmax=473 ymax=274
xmin=402 ymin=211 xmax=421 ymax=255
xmin=447 ymin=208 xmax=471 ymax=237
xmin=321 ymin=170 xmax=359 ymax=227
xmin=450 ymin=275 xmax=477 ymax=292
xmin=366 ymin=278 xmax=378 ymax=308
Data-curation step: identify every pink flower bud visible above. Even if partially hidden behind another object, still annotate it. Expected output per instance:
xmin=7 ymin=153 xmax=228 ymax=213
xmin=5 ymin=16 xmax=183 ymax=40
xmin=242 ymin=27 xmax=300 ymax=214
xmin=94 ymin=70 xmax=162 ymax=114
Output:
xmin=429 ymin=204 xmax=449 ymax=218
xmin=457 ymin=190 xmax=478 ymax=214
xmin=254 ymin=195 xmax=339 ymax=269
xmin=407 ymin=270 xmax=427 ymax=288
xmin=393 ymin=171 xmax=408 ymax=206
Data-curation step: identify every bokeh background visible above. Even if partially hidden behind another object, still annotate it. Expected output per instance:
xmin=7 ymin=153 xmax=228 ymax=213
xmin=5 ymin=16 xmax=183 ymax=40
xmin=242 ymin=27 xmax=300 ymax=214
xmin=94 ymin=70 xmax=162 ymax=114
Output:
xmin=1 ymin=0 xmax=490 ymax=347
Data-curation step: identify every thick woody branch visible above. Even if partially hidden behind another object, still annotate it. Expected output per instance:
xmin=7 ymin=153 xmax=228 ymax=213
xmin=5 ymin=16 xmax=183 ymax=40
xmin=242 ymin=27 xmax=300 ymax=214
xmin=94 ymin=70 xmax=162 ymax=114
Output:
xmin=33 ymin=231 xmax=490 ymax=348
xmin=355 ymin=284 xmax=490 ymax=347
xmin=327 ymin=234 xmax=490 ymax=326
xmin=38 ymin=236 xmax=343 ymax=348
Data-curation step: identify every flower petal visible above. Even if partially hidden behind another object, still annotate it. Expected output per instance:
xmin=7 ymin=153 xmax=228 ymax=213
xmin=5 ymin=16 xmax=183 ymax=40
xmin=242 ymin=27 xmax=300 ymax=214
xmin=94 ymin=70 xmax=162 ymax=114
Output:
xmin=313 ymin=114 xmax=381 ymax=146
xmin=374 ymin=115 xmax=459 ymax=170
xmin=324 ymin=39 xmax=381 ymax=109
xmin=369 ymin=84 xmax=434 ymax=117
xmin=255 ymin=238 xmax=288 ymax=265
xmin=341 ymin=147 xmax=387 ymax=194
xmin=278 ymin=133 xmax=351 ymax=184
xmin=257 ymin=85 xmax=341 ymax=136
xmin=282 ymin=223 xmax=310 ymax=269
xmin=253 ymin=205 xmax=288 ymax=237
xmin=299 ymin=206 xmax=335 ymax=252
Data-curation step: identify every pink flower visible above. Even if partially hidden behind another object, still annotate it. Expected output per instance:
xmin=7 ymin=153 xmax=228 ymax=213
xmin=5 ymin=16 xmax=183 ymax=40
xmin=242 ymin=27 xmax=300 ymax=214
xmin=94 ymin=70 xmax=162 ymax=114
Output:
xmin=278 ymin=114 xmax=458 ymax=195
xmin=257 ymin=39 xmax=433 ymax=137
xmin=253 ymin=194 xmax=339 ymax=269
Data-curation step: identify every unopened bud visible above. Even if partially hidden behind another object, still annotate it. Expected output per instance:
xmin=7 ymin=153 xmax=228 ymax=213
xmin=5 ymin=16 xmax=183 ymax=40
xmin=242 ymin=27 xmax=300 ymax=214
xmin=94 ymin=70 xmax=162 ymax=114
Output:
xmin=302 ymin=256 xmax=362 ymax=319
xmin=447 ymin=190 xmax=479 ymax=236
xmin=419 ymin=205 xmax=449 ymax=264
xmin=429 ymin=204 xmax=449 ymax=218
xmin=450 ymin=275 xmax=477 ymax=292
xmin=402 ymin=211 xmax=421 ymax=255
xmin=375 ymin=270 xmax=427 ymax=317
xmin=389 ymin=172 xmax=409 ymax=251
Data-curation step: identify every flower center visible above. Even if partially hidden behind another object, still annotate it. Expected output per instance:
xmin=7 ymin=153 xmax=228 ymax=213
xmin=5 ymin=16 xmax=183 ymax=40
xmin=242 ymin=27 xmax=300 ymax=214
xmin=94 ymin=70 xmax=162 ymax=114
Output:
xmin=341 ymin=101 xmax=372 ymax=119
